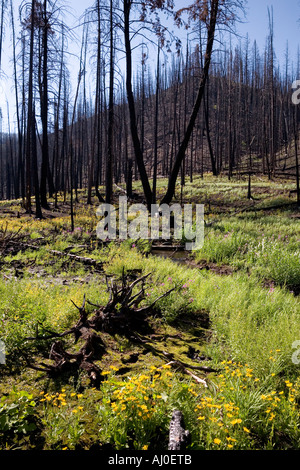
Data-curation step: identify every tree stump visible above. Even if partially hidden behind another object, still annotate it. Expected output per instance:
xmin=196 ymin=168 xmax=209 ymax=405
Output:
xmin=168 ymin=410 xmax=190 ymax=450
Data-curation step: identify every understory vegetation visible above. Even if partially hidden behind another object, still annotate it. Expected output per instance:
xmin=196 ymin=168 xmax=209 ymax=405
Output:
xmin=0 ymin=175 xmax=299 ymax=451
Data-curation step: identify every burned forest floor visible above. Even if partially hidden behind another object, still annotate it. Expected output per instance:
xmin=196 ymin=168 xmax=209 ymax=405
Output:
xmin=0 ymin=174 xmax=300 ymax=451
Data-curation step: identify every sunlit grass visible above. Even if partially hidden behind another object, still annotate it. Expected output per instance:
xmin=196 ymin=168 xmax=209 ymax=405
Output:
xmin=0 ymin=175 xmax=300 ymax=449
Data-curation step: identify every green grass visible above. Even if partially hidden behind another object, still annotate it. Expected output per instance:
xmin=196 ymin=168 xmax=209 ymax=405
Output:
xmin=0 ymin=174 xmax=300 ymax=450
xmin=99 ymin=244 xmax=300 ymax=379
xmin=194 ymin=211 xmax=300 ymax=290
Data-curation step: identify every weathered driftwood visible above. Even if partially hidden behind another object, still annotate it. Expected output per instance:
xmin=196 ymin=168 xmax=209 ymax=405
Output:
xmin=168 ymin=410 xmax=190 ymax=451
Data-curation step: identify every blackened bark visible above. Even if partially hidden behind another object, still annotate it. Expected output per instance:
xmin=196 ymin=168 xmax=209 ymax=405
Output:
xmin=123 ymin=0 xmax=153 ymax=210
xmin=25 ymin=0 xmax=36 ymax=214
xmin=161 ymin=0 xmax=219 ymax=205
xmin=106 ymin=0 xmax=114 ymax=204
xmin=32 ymin=107 xmax=43 ymax=218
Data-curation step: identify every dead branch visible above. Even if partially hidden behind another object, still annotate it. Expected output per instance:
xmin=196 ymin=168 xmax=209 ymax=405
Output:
xmin=163 ymin=360 xmax=208 ymax=387
xmin=4 ymin=239 xmax=104 ymax=269
xmin=163 ymin=351 xmax=218 ymax=373
xmin=135 ymin=287 xmax=176 ymax=313
xmin=0 ymin=225 xmax=23 ymax=257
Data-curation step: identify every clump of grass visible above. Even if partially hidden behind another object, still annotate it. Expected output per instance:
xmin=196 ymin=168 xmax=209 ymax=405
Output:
xmin=192 ymin=361 xmax=300 ymax=450
xmin=0 ymin=277 xmax=109 ymax=366
xmin=262 ymin=245 xmax=300 ymax=289
xmin=195 ymin=228 xmax=249 ymax=264
xmin=97 ymin=365 xmax=178 ymax=450
xmin=194 ymin=212 xmax=300 ymax=292
xmin=39 ymin=389 xmax=89 ymax=450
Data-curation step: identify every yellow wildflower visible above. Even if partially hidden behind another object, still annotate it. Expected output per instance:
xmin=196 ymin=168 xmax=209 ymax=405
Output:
xmin=231 ymin=419 xmax=242 ymax=425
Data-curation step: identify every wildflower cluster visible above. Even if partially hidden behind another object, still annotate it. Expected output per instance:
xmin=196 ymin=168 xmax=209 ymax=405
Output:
xmin=191 ymin=360 xmax=300 ymax=450
xmin=98 ymin=364 xmax=195 ymax=450
xmin=194 ymin=363 xmax=253 ymax=450
xmin=39 ymin=389 xmax=88 ymax=450
xmin=39 ymin=389 xmax=84 ymax=412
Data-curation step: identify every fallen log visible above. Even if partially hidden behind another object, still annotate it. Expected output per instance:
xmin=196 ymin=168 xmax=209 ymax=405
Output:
xmin=6 ymin=239 xmax=103 ymax=269
xmin=50 ymin=250 xmax=104 ymax=269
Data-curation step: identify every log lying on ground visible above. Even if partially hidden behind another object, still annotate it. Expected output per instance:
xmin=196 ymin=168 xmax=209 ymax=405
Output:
xmin=6 ymin=238 xmax=104 ymax=270
xmin=168 ymin=410 xmax=190 ymax=451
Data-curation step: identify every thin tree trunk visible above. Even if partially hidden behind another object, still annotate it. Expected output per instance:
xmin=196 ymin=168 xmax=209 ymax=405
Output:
xmin=106 ymin=0 xmax=114 ymax=204
xmin=40 ymin=0 xmax=50 ymax=208
xmin=203 ymin=78 xmax=217 ymax=175
xmin=161 ymin=0 xmax=219 ymax=205
xmin=152 ymin=43 xmax=160 ymax=204
xmin=33 ymin=107 xmax=43 ymax=218
xmin=25 ymin=0 xmax=36 ymax=215
xmin=123 ymin=0 xmax=152 ymax=210
xmin=10 ymin=0 xmax=24 ymax=199
xmin=293 ymin=106 xmax=300 ymax=207
xmin=0 ymin=0 xmax=6 ymax=71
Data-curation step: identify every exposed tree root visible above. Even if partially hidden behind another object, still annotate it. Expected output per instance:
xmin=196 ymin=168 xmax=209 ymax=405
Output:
xmin=26 ymin=271 xmax=176 ymax=388
xmin=0 ymin=224 xmax=24 ymax=258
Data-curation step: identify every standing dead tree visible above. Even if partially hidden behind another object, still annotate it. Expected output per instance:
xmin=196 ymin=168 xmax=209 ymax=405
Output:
xmin=162 ymin=0 xmax=244 ymax=204
xmin=0 ymin=0 xmax=7 ymax=71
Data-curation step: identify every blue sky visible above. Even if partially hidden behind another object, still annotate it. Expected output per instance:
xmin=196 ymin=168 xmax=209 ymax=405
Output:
xmin=236 ymin=0 xmax=300 ymax=65
xmin=66 ymin=0 xmax=300 ymax=65
xmin=1 ymin=0 xmax=300 ymax=131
